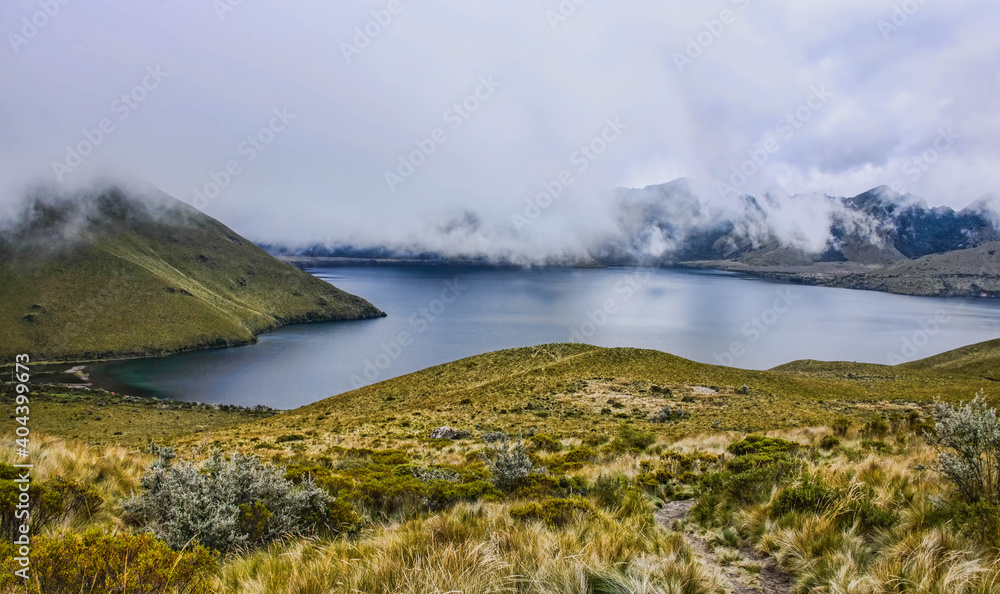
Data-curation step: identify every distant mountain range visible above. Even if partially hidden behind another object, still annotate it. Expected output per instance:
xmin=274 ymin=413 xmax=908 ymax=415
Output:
xmin=270 ymin=180 xmax=1000 ymax=297
xmin=602 ymin=179 xmax=999 ymax=267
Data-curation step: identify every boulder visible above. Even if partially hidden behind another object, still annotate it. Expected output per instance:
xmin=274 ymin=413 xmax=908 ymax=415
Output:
xmin=430 ymin=426 xmax=468 ymax=440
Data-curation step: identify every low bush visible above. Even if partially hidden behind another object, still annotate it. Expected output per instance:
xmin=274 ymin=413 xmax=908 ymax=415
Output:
xmin=509 ymin=497 xmax=593 ymax=527
xmin=0 ymin=464 xmax=103 ymax=540
xmin=649 ymin=406 xmax=689 ymax=423
xmin=123 ymin=450 xmax=335 ymax=552
xmin=727 ymin=435 xmax=799 ymax=457
xmin=0 ymin=527 xmax=216 ymax=594
xmin=485 ymin=437 xmax=538 ymax=492
xmin=528 ymin=434 xmax=563 ymax=453
xmin=842 ymin=499 xmax=898 ymax=533
xmin=604 ymin=426 xmax=656 ymax=454
xmin=928 ymin=393 xmax=1000 ymax=504
xmin=561 ymin=447 xmax=597 ymax=466
xmin=949 ymin=499 xmax=1000 ymax=545
xmin=819 ymin=435 xmax=840 ymax=450
xmin=275 ymin=434 xmax=305 ymax=443
xmin=592 ymin=475 xmax=629 ymax=510
xmin=771 ymin=475 xmax=840 ymax=517
xmin=832 ymin=418 xmax=852 ymax=436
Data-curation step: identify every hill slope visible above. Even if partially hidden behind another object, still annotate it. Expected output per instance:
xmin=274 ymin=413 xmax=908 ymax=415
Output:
xmin=822 ymin=241 xmax=1000 ymax=297
xmin=0 ymin=186 xmax=384 ymax=361
xmin=898 ymin=336 xmax=1000 ymax=379
xmin=161 ymin=340 xmax=1000 ymax=455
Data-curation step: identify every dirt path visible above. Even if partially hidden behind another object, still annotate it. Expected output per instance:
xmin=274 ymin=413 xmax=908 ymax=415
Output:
xmin=655 ymin=500 xmax=794 ymax=594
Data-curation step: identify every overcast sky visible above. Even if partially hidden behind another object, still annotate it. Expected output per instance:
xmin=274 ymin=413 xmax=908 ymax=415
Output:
xmin=2 ymin=0 xmax=999 ymax=251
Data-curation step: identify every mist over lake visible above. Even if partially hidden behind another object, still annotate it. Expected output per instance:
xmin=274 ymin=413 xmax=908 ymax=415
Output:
xmin=88 ymin=266 xmax=1000 ymax=409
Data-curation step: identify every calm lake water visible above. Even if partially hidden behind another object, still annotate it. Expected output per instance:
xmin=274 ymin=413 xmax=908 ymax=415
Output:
xmin=88 ymin=266 xmax=1000 ymax=409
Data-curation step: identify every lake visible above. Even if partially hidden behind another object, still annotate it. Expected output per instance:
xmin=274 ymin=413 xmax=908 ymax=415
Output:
xmin=88 ymin=266 xmax=1000 ymax=409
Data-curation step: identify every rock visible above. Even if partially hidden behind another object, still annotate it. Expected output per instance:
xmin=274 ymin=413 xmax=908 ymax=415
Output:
xmin=430 ymin=426 xmax=468 ymax=440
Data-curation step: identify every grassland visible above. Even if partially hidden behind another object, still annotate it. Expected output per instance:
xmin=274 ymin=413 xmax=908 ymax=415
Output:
xmin=162 ymin=342 xmax=1000 ymax=459
xmin=0 ymin=186 xmax=384 ymax=362
xmin=4 ymin=339 xmax=1000 ymax=592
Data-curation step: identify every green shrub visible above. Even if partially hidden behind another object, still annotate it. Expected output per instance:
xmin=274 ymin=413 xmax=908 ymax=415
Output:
xmin=726 ymin=452 xmax=798 ymax=474
xmin=950 ymin=499 xmax=1000 ymax=545
xmin=843 ymin=500 xmax=898 ymax=533
xmin=605 ymin=426 xmax=656 ymax=454
xmin=592 ymin=475 xmax=628 ymax=509
xmin=860 ymin=439 xmax=893 ymax=454
xmin=528 ymin=434 xmax=563 ymax=453
xmin=819 ymin=435 xmax=840 ymax=450
xmin=832 ymin=418 xmax=852 ymax=437
xmin=727 ymin=435 xmax=799 ymax=457
xmin=423 ymin=480 xmax=502 ymax=510
xmin=485 ymin=437 xmax=538 ymax=492
xmin=649 ymin=406 xmax=689 ymax=423
xmin=370 ymin=449 xmax=411 ymax=465
xmin=0 ymin=527 xmax=216 ymax=594
xmin=509 ymin=496 xmax=592 ymax=526
xmin=0 ymin=467 xmax=102 ymax=541
xmin=511 ymin=474 xmax=559 ymax=499
xmin=561 ymin=447 xmax=597 ymax=465
xmin=862 ymin=418 xmax=889 ymax=439
xmin=275 ymin=434 xmax=306 ymax=443
xmin=772 ymin=475 xmax=840 ymax=516
xmin=927 ymin=393 xmax=1000 ymax=504
xmin=726 ymin=460 xmax=802 ymax=504
xmin=123 ymin=450 xmax=335 ymax=552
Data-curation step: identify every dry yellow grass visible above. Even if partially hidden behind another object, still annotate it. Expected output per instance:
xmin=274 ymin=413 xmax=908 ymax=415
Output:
xmin=214 ymin=500 xmax=726 ymax=594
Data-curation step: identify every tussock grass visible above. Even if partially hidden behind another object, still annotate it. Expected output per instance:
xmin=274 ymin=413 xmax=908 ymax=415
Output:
xmin=214 ymin=500 xmax=725 ymax=594
xmin=0 ymin=433 xmax=149 ymax=531
xmin=723 ymin=433 xmax=1000 ymax=593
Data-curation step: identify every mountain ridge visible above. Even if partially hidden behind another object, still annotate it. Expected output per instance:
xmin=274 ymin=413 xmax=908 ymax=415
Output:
xmin=0 ymin=186 xmax=385 ymax=361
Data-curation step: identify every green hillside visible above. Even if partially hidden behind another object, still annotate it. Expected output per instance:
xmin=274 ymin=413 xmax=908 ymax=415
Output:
xmin=9 ymin=339 xmax=1000 ymax=593
xmin=898 ymin=336 xmax=1000 ymax=379
xmin=0 ymin=186 xmax=384 ymax=361
xmin=159 ymin=340 xmax=1000 ymax=455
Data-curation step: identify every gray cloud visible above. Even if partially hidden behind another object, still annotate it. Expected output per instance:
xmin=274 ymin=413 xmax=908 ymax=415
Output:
xmin=1 ymin=0 xmax=998 ymax=261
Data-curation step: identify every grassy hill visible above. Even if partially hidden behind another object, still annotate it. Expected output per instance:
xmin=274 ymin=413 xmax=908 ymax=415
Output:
xmin=7 ymin=339 xmax=1000 ymax=593
xmin=898 ymin=336 xmax=1000 ymax=379
xmin=0 ymin=186 xmax=384 ymax=361
xmin=140 ymin=341 xmax=998 ymax=456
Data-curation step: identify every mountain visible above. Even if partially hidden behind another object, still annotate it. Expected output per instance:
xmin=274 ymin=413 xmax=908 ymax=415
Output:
xmin=608 ymin=183 xmax=999 ymax=267
xmin=0 ymin=186 xmax=385 ymax=361
xmin=815 ymin=240 xmax=1000 ymax=297
xmin=258 ymin=179 xmax=1000 ymax=298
